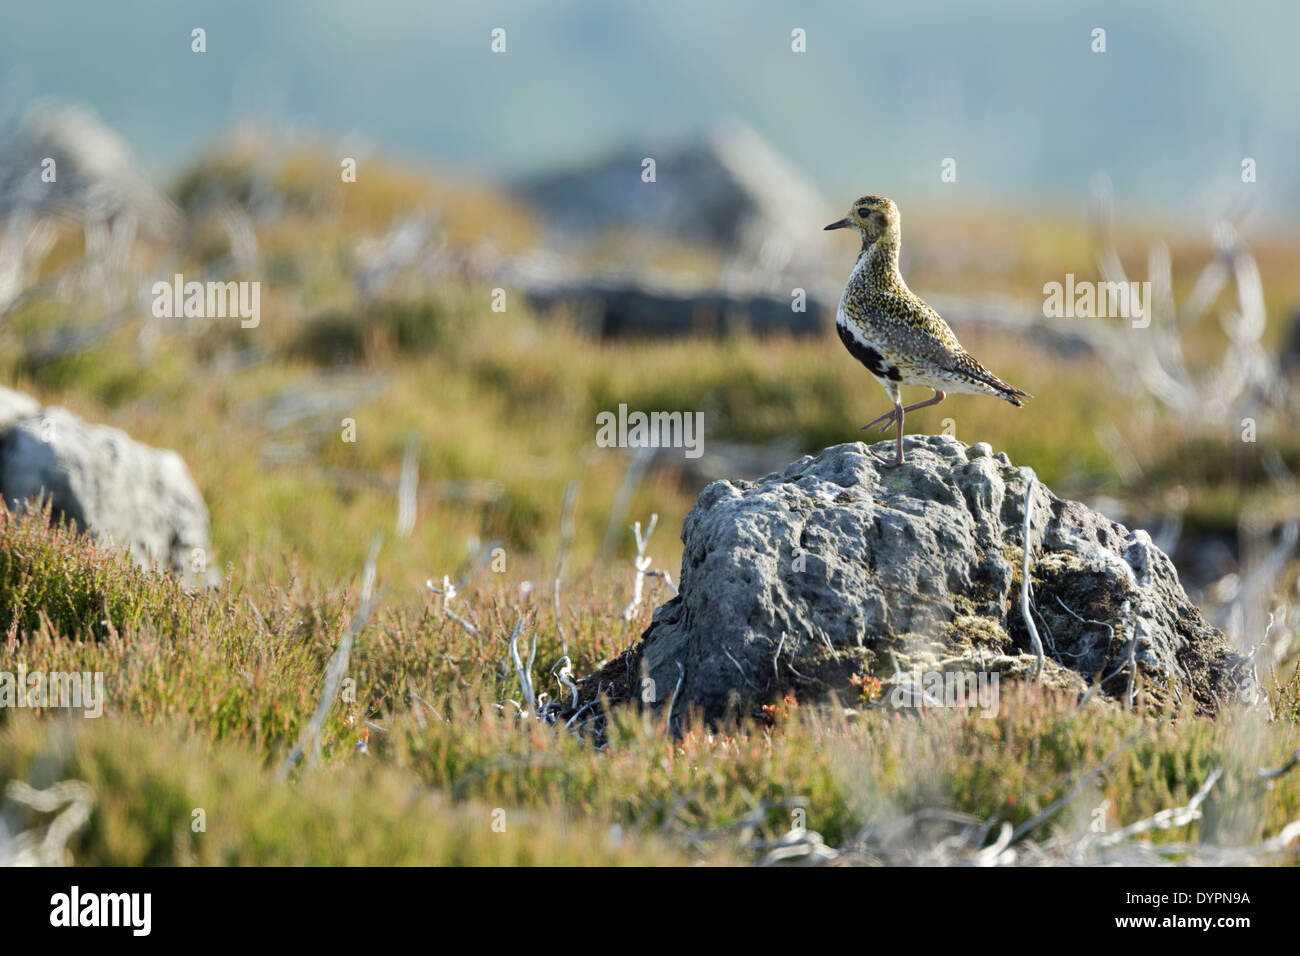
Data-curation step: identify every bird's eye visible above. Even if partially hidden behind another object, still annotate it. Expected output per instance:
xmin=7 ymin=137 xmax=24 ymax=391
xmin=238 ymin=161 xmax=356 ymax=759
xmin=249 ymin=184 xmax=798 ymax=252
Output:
xmin=856 ymin=207 xmax=870 ymax=217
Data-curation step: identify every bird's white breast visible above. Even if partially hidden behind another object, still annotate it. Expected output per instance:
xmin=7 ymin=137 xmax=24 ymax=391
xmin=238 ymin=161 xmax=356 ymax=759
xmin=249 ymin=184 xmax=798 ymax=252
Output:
xmin=834 ymin=252 xmax=869 ymax=330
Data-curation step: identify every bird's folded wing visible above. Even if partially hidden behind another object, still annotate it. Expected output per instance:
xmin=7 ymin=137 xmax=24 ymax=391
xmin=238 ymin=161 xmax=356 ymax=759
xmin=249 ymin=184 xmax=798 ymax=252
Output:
xmin=860 ymin=299 xmax=965 ymax=368
xmin=865 ymin=301 xmax=1023 ymax=396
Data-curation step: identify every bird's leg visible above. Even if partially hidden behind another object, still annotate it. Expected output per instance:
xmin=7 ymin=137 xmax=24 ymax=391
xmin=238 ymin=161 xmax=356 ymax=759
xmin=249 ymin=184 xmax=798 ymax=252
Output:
xmin=892 ymin=404 xmax=905 ymax=466
xmin=865 ymin=402 xmax=905 ymax=467
xmin=862 ymin=389 xmax=946 ymax=433
xmin=904 ymin=388 xmax=946 ymax=415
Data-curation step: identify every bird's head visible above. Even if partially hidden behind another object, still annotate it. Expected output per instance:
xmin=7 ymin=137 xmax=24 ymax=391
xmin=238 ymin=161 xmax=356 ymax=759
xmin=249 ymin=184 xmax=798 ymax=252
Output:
xmin=825 ymin=195 xmax=899 ymax=245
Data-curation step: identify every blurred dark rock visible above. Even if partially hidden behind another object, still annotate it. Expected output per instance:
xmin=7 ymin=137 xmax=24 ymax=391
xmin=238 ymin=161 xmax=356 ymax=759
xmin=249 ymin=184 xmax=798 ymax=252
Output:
xmin=1281 ymin=306 xmax=1300 ymax=377
xmin=0 ymin=387 xmax=210 ymax=580
xmin=582 ymin=436 xmax=1249 ymax=723
xmin=524 ymin=277 xmax=829 ymax=339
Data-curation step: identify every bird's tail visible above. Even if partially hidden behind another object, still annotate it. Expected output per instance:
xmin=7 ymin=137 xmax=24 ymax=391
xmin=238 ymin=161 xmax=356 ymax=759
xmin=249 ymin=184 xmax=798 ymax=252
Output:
xmin=995 ymin=385 xmax=1031 ymax=407
xmin=955 ymin=351 xmax=1032 ymax=407
xmin=991 ymin=375 xmax=1032 ymax=407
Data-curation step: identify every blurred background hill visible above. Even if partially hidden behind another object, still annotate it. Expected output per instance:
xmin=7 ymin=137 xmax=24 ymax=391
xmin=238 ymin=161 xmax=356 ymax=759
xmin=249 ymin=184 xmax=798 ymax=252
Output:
xmin=1 ymin=0 xmax=1298 ymax=222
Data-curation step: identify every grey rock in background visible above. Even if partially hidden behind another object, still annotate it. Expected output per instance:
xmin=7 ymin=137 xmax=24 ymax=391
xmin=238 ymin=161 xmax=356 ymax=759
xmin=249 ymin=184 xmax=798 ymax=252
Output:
xmin=0 ymin=387 xmax=210 ymax=579
xmin=0 ymin=101 xmax=177 ymax=234
xmin=514 ymin=121 xmax=835 ymax=285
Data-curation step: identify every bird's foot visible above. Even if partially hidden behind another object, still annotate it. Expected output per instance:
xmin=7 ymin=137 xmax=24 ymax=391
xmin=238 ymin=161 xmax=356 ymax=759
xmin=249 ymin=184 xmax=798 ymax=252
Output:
xmin=862 ymin=402 xmax=906 ymax=466
xmin=866 ymin=446 xmax=904 ymax=468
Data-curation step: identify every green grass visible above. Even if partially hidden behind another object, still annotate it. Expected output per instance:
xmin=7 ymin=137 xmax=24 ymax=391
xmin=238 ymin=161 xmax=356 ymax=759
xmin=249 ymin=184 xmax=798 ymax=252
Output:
xmin=0 ymin=715 xmax=695 ymax=866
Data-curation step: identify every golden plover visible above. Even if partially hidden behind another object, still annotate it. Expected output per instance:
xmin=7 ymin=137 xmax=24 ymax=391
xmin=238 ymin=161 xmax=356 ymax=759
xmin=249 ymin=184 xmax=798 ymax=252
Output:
xmin=825 ymin=195 xmax=1030 ymax=466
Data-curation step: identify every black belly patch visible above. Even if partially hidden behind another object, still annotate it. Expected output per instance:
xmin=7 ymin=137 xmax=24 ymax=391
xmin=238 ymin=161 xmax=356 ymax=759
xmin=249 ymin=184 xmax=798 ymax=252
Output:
xmin=837 ymin=322 xmax=902 ymax=381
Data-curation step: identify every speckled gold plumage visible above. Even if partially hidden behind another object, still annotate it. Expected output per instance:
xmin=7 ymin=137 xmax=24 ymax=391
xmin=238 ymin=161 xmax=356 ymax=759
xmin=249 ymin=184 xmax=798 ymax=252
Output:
xmin=825 ymin=195 xmax=1030 ymax=465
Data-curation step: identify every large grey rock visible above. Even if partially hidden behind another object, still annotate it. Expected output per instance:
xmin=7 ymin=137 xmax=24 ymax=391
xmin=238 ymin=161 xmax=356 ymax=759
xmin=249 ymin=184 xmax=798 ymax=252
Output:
xmin=589 ymin=436 xmax=1248 ymax=722
xmin=0 ymin=387 xmax=210 ymax=578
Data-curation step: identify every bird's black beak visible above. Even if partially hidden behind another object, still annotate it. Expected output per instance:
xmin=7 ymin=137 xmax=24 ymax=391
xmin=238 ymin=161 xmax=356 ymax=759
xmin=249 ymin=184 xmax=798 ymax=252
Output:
xmin=824 ymin=218 xmax=851 ymax=231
